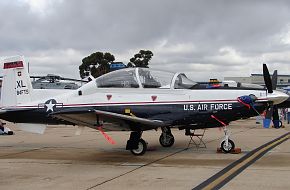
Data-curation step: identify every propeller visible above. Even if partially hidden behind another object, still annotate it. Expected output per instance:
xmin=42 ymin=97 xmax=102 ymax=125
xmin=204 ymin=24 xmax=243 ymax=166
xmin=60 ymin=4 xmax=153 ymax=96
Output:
xmin=270 ymin=70 xmax=280 ymax=127
xmin=263 ymin=64 xmax=279 ymax=128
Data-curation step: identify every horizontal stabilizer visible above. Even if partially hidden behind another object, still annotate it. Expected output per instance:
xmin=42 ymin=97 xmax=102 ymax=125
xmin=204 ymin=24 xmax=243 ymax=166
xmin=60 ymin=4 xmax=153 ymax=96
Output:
xmin=16 ymin=123 xmax=46 ymax=134
xmin=75 ymin=126 xmax=85 ymax=135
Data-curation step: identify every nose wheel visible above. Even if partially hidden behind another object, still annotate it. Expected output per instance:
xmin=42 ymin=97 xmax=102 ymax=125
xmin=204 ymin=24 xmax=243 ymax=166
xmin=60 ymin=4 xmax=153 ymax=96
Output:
xmin=221 ymin=139 xmax=235 ymax=153
xmin=159 ymin=127 xmax=175 ymax=147
xmin=220 ymin=127 xmax=235 ymax=153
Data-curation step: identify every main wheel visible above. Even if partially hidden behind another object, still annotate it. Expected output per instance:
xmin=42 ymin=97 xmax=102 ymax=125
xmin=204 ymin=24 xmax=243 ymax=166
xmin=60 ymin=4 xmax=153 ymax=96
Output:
xmin=159 ymin=133 xmax=175 ymax=147
xmin=130 ymin=139 xmax=147 ymax=156
xmin=221 ymin=139 xmax=235 ymax=153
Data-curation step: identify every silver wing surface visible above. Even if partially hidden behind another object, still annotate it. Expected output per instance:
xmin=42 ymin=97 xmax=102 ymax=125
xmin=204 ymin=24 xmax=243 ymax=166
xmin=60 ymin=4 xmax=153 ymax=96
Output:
xmin=51 ymin=109 xmax=166 ymax=131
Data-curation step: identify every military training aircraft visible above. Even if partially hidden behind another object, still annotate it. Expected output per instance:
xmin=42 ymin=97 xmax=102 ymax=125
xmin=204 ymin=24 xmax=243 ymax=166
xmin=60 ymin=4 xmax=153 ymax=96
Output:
xmin=0 ymin=56 xmax=288 ymax=155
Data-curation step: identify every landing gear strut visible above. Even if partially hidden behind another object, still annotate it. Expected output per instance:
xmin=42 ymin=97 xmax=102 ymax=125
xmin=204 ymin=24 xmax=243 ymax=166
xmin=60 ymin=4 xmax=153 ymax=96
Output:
xmin=220 ymin=126 xmax=235 ymax=153
xmin=126 ymin=131 xmax=147 ymax=156
xmin=159 ymin=127 xmax=175 ymax=147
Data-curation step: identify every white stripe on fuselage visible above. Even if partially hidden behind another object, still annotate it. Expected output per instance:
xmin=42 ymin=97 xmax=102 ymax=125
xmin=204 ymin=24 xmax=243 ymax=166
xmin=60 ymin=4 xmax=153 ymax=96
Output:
xmin=1 ymin=88 xmax=268 ymax=110
xmin=1 ymin=98 xmax=267 ymax=110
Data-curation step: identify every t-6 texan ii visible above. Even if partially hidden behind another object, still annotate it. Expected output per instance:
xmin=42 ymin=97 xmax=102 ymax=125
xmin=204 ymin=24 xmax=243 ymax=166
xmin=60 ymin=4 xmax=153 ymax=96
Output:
xmin=0 ymin=56 xmax=288 ymax=155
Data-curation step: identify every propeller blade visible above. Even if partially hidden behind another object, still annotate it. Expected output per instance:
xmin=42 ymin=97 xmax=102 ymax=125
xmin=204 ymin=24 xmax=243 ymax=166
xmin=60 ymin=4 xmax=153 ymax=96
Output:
xmin=265 ymin=105 xmax=273 ymax=120
xmin=264 ymin=103 xmax=273 ymax=128
xmin=263 ymin=64 xmax=273 ymax=93
xmin=264 ymin=105 xmax=280 ymax=128
xmin=272 ymin=106 xmax=279 ymax=121
xmin=272 ymin=105 xmax=281 ymax=128
xmin=272 ymin=70 xmax=277 ymax=91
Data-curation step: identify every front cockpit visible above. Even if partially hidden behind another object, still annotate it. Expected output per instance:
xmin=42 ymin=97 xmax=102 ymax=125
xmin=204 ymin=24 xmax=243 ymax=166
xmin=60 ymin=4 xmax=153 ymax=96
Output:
xmin=96 ymin=69 xmax=139 ymax=88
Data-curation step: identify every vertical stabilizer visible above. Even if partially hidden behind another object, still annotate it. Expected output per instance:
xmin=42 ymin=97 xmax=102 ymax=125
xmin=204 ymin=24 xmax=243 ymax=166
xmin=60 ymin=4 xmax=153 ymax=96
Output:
xmin=1 ymin=56 xmax=33 ymax=107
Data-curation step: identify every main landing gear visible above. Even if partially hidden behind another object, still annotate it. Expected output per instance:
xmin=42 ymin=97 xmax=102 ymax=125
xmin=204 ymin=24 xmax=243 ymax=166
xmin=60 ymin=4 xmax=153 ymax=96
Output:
xmin=220 ymin=126 xmax=235 ymax=153
xmin=159 ymin=127 xmax=175 ymax=147
xmin=126 ymin=131 xmax=147 ymax=156
xmin=126 ymin=127 xmax=175 ymax=156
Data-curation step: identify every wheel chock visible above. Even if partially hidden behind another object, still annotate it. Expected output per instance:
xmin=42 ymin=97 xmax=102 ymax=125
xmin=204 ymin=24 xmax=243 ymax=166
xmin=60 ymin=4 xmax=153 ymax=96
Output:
xmin=216 ymin=147 xmax=241 ymax=154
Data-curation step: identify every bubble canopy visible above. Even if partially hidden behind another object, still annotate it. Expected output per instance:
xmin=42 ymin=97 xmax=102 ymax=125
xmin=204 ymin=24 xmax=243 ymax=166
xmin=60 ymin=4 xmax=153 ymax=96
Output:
xmin=95 ymin=68 xmax=197 ymax=89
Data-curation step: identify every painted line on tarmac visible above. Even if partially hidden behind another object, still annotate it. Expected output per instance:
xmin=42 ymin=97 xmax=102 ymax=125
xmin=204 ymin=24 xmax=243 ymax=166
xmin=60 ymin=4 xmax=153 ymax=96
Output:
xmin=0 ymin=138 xmax=99 ymax=159
xmin=86 ymin=126 xmax=258 ymax=190
xmin=86 ymin=147 xmax=188 ymax=190
xmin=193 ymin=132 xmax=290 ymax=190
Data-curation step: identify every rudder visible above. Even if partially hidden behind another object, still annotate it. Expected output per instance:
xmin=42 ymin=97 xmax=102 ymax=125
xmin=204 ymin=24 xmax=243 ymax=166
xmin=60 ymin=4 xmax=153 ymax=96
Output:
xmin=1 ymin=56 xmax=33 ymax=107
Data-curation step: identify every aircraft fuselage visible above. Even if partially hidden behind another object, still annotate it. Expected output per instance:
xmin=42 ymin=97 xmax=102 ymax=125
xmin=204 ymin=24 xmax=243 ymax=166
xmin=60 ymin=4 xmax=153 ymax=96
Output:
xmin=0 ymin=88 xmax=268 ymax=131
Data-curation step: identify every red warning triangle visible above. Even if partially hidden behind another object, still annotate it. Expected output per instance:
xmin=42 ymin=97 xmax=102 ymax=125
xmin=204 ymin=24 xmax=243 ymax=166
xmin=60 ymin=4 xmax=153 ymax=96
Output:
xmin=107 ymin=94 xmax=112 ymax=101
xmin=151 ymin=95 xmax=157 ymax=101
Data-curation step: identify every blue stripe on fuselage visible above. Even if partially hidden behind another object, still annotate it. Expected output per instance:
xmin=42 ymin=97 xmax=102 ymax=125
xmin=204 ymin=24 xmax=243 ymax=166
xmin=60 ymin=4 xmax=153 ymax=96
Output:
xmin=0 ymin=102 xmax=267 ymax=129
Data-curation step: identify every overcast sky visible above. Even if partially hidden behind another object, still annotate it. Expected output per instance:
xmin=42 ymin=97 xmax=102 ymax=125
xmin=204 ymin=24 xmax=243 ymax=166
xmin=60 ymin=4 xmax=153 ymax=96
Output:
xmin=1 ymin=0 xmax=290 ymax=81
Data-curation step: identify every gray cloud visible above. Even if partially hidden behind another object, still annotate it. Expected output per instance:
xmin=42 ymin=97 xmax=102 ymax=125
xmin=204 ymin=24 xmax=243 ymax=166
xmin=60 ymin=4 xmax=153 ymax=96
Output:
xmin=1 ymin=0 xmax=290 ymax=80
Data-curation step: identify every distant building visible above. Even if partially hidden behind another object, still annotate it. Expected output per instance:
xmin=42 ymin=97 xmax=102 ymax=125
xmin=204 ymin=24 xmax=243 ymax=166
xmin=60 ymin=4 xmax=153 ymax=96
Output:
xmin=224 ymin=74 xmax=290 ymax=88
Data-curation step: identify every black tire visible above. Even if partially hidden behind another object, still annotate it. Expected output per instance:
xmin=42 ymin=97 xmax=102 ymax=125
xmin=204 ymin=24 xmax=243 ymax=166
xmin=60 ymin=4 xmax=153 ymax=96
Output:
xmin=159 ymin=133 xmax=175 ymax=147
xmin=130 ymin=139 xmax=147 ymax=156
xmin=278 ymin=120 xmax=282 ymax=128
xmin=221 ymin=139 xmax=235 ymax=153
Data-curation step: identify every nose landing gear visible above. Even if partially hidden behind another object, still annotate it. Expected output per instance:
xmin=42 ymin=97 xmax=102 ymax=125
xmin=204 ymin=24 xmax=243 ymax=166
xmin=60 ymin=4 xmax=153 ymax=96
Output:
xmin=220 ymin=126 xmax=235 ymax=153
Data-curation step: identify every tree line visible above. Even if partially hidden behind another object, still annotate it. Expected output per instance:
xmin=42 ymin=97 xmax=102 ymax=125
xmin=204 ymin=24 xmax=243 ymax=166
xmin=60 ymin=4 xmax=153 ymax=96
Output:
xmin=79 ymin=50 xmax=153 ymax=78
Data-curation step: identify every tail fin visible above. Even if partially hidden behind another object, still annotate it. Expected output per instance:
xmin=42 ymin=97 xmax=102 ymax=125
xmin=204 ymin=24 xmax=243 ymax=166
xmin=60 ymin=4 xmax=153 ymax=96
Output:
xmin=1 ymin=56 xmax=33 ymax=107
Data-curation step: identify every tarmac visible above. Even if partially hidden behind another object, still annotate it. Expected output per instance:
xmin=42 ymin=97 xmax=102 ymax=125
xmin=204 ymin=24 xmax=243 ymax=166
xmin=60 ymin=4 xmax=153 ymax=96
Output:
xmin=0 ymin=118 xmax=290 ymax=190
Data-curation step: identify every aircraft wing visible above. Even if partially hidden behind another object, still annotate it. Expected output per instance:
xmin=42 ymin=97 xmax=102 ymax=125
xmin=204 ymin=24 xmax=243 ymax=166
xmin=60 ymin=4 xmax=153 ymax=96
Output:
xmin=51 ymin=109 xmax=166 ymax=131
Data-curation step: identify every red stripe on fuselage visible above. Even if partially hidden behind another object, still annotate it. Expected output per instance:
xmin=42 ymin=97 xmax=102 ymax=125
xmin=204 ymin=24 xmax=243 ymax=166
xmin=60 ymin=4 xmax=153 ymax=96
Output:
xmin=1 ymin=98 xmax=268 ymax=109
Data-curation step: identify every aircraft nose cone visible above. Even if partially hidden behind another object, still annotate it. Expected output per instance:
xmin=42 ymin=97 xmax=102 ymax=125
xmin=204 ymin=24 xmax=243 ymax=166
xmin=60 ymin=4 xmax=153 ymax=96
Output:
xmin=270 ymin=90 xmax=289 ymax=105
